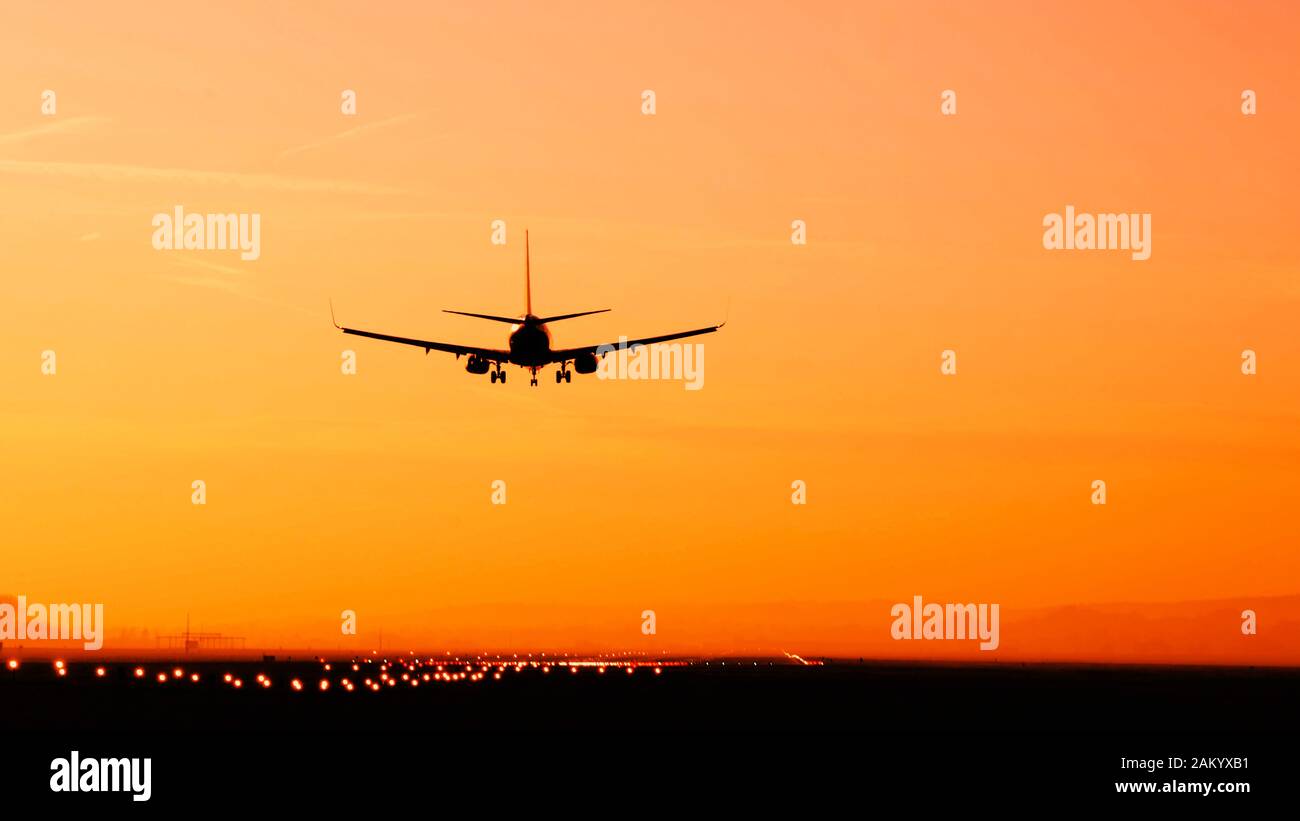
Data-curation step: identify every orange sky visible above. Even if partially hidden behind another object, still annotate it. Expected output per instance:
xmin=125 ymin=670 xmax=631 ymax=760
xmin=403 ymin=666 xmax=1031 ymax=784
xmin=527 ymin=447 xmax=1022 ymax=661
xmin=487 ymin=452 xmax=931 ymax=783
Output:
xmin=1 ymin=1 xmax=1298 ymax=663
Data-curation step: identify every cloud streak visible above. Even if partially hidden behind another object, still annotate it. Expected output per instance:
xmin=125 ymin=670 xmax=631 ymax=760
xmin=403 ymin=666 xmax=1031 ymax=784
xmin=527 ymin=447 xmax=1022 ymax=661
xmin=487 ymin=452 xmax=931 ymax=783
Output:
xmin=0 ymin=116 xmax=108 ymax=146
xmin=278 ymin=113 xmax=420 ymax=160
xmin=0 ymin=159 xmax=401 ymax=195
xmin=159 ymin=268 xmax=317 ymax=318
xmin=170 ymin=256 xmax=253 ymax=278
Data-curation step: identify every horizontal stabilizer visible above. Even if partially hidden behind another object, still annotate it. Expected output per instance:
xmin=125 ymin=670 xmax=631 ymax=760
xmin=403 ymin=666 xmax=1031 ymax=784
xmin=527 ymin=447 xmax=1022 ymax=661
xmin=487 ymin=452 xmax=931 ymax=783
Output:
xmin=533 ymin=309 xmax=611 ymax=324
xmin=443 ymin=310 xmax=522 ymax=324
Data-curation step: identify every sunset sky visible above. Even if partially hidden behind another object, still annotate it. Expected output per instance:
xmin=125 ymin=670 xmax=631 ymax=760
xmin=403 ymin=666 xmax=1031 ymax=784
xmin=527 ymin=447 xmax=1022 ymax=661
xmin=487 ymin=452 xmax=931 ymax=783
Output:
xmin=2 ymin=1 xmax=1298 ymax=663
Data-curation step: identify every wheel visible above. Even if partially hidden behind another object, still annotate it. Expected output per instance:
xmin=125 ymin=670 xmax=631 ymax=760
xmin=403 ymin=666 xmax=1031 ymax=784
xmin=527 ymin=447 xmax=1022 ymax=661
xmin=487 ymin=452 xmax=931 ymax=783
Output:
xmin=555 ymin=370 xmax=563 ymax=384
xmin=490 ymin=370 xmax=497 ymax=383
xmin=564 ymin=370 xmax=572 ymax=383
xmin=499 ymin=371 xmax=506 ymax=384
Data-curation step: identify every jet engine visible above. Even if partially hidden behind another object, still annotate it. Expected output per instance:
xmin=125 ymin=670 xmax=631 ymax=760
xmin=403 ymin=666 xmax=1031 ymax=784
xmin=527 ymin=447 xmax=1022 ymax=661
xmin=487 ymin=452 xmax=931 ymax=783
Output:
xmin=465 ymin=355 xmax=490 ymax=375
xmin=573 ymin=352 xmax=599 ymax=374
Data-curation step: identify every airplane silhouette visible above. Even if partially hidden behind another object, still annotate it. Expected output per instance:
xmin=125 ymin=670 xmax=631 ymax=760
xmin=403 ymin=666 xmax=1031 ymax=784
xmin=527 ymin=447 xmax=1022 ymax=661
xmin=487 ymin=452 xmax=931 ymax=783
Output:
xmin=332 ymin=231 xmax=724 ymax=386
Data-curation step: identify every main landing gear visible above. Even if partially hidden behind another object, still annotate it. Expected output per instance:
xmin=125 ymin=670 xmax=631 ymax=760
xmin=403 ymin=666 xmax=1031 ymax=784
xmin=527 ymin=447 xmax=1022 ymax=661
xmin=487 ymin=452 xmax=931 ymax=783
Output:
xmin=497 ymin=367 xmax=570 ymax=387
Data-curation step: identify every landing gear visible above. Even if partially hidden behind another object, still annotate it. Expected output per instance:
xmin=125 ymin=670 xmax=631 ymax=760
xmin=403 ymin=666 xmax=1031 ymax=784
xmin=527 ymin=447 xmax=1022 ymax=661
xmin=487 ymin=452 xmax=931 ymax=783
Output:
xmin=529 ymin=367 xmax=539 ymax=387
xmin=491 ymin=369 xmax=506 ymax=384
xmin=555 ymin=365 xmax=573 ymax=384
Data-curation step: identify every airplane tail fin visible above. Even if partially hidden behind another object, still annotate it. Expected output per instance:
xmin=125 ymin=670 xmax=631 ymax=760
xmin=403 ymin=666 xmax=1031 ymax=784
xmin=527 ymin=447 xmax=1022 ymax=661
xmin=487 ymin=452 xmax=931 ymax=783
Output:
xmin=441 ymin=231 xmax=533 ymax=325
xmin=444 ymin=233 xmax=609 ymax=325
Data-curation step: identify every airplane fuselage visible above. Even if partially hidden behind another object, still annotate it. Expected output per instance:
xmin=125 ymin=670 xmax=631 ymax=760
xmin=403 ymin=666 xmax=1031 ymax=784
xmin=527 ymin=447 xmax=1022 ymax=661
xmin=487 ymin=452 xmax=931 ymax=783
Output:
xmin=508 ymin=316 xmax=553 ymax=366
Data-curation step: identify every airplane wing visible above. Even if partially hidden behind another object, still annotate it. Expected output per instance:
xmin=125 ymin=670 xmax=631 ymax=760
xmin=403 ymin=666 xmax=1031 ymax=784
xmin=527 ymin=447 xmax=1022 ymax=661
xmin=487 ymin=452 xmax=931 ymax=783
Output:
xmin=551 ymin=322 xmax=724 ymax=361
xmin=332 ymin=305 xmax=508 ymax=362
xmin=340 ymin=327 xmax=508 ymax=361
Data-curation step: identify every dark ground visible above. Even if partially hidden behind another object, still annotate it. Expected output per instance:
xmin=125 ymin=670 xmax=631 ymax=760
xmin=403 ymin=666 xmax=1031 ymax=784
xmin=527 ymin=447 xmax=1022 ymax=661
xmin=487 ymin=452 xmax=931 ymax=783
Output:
xmin=2 ymin=658 xmax=1293 ymax=806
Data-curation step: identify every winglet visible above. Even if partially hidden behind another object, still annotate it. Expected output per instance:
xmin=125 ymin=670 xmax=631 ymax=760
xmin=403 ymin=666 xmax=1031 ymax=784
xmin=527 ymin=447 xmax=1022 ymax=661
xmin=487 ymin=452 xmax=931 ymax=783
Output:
xmin=329 ymin=298 xmax=341 ymax=329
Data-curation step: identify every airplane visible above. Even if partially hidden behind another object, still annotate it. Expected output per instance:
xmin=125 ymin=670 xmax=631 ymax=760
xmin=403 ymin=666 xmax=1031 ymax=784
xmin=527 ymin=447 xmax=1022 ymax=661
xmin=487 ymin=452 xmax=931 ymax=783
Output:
xmin=331 ymin=231 xmax=724 ymax=386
